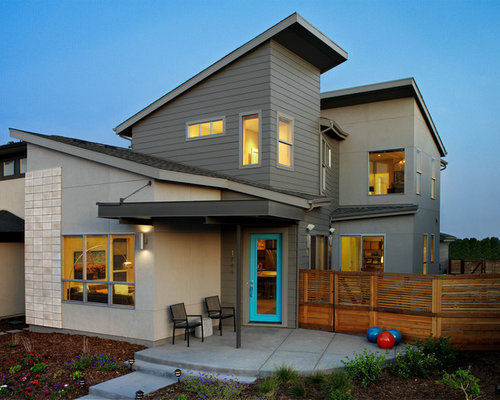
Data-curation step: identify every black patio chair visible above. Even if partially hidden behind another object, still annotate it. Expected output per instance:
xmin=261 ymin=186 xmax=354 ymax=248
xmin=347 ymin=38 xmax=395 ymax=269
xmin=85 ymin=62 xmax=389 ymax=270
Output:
xmin=169 ymin=303 xmax=204 ymax=347
xmin=205 ymin=295 xmax=236 ymax=336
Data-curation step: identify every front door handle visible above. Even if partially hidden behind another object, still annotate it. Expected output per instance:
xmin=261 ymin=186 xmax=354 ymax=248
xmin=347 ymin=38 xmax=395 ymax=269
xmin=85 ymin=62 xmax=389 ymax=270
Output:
xmin=250 ymin=280 xmax=254 ymax=298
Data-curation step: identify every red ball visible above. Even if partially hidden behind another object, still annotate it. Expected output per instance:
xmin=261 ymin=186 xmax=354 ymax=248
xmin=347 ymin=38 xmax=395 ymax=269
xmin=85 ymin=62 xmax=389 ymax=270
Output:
xmin=377 ymin=331 xmax=395 ymax=349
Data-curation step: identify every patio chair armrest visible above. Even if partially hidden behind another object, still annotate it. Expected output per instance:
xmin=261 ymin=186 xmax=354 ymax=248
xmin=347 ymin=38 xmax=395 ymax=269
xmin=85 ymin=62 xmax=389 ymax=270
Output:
xmin=186 ymin=314 xmax=203 ymax=321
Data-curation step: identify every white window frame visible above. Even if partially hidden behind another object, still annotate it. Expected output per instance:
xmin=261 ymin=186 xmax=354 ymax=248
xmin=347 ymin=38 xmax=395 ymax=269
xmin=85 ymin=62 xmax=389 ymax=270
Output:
xmin=431 ymin=158 xmax=436 ymax=199
xmin=321 ymin=136 xmax=331 ymax=194
xmin=186 ymin=116 xmax=225 ymax=140
xmin=239 ymin=111 xmax=262 ymax=168
xmin=276 ymin=113 xmax=294 ymax=170
xmin=368 ymin=148 xmax=405 ymax=195
xmin=416 ymin=148 xmax=422 ymax=195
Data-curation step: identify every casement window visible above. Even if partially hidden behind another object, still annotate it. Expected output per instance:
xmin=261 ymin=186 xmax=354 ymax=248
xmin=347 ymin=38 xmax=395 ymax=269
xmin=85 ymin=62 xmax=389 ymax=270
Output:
xmin=309 ymin=235 xmax=331 ymax=270
xmin=241 ymin=113 xmax=260 ymax=166
xmin=431 ymin=158 xmax=436 ymax=199
xmin=1 ymin=157 xmax=27 ymax=180
xmin=416 ymin=149 xmax=422 ymax=195
xmin=369 ymin=149 xmax=405 ymax=195
xmin=187 ymin=118 xmax=224 ymax=139
xmin=430 ymin=234 xmax=434 ymax=263
xmin=321 ymin=137 xmax=331 ymax=194
xmin=423 ymin=234 xmax=428 ymax=274
xmin=277 ymin=115 xmax=293 ymax=168
xmin=62 ymin=234 xmax=135 ymax=307
xmin=341 ymin=235 xmax=384 ymax=272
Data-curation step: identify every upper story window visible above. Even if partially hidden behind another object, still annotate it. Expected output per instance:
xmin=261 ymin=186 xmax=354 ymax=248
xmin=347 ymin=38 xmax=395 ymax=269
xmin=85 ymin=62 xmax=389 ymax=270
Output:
xmin=321 ymin=137 xmax=331 ymax=194
xmin=369 ymin=149 xmax=405 ymax=195
xmin=62 ymin=234 xmax=135 ymax=307
xmin=416 ymin=149 xmax=422 ymax=195
xmin=187 ymin=118 xmax=224 ymax=139
xmin=431 ymin=158 xmax=436 ymax=199
xmin=1 ymin=157 xmax=27 ymax=180
xmin=277 ymin=116 xmax=293 ymax=168
xmin=241 ymin=113 xmax=260 ymax=166
xmin=3 ymin=160 xmax=14 ymax=176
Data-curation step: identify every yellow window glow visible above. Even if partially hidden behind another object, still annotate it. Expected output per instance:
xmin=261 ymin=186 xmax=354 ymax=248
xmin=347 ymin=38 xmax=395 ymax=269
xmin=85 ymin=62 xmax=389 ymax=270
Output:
xmin=242 ymin=114 xmax=259 ymax=165
xmin=278 ymin=117 xmax=292 ymax=166
xmin=200 ymin=122 xmax=211 ymax=136
xmin=341 ymin=236 xmax=361 ymax=271
xmin=85 ymin=236 xmax=108 ymax=281
xmin=189 ymin=124 xmax=199 ymax=138
xmin=369 ymin=150 xmax=405 ymax=195
xmin=278 ymin=142 xmax=291 ymax=166
xmin=212 ymin=120 xmax=223 ymax=134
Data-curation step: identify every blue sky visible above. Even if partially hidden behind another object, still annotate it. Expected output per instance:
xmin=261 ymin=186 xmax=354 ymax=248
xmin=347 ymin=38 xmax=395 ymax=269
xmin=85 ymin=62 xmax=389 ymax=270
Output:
xmin=1 ymin=0 xmax=499 ymax=239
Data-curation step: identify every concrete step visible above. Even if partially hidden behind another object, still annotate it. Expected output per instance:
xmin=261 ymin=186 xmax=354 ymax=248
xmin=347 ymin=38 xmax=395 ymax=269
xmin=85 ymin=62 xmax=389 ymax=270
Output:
xmin=88 ymin=372 xmax=175 ymax=400
xmin=133 ymin=358 xmax=257 ymax=384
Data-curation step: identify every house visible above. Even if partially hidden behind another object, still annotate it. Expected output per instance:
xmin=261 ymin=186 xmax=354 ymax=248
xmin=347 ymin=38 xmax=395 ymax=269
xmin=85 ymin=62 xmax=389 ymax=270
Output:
xmin=8 ymin=13 xmax=447 ymax=345
xmin=0 ymin=142 xmax=27 ymax=318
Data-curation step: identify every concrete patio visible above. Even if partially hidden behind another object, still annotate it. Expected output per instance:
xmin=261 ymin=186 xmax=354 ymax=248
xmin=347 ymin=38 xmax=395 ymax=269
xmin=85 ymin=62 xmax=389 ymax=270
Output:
xmin=80 ymin=327 xmax=407 ymax=399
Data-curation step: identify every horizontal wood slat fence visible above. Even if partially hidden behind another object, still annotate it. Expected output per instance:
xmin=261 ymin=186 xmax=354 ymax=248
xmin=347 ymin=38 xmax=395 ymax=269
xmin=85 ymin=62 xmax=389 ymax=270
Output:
xmin=449 ymin=259 xmax=500 ymax=274
xmin=298 ymin=270 xmax=500 ymax=349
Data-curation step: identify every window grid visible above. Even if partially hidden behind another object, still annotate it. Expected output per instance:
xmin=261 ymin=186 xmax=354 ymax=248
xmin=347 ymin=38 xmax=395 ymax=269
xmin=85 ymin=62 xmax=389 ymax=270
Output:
xmin=187 ymin=118 xmax=224 ymax=139
xmin=277 ymin=116 xmax=293 ymax=168
xmin=321 ymin=137 xmax=331 ymax=194
xmin=431 ymin=158 xmax=436 ymax=199
xmin=416 ymin=149 xmax=422 ymax=195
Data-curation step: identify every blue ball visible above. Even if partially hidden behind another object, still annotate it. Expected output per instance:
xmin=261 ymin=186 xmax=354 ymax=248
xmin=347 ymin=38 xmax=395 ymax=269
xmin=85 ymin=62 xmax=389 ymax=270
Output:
xmin=387 ymin=329 xmax=402 ymax=345
xmin=366 ymin=326 xmax=382 ymax=343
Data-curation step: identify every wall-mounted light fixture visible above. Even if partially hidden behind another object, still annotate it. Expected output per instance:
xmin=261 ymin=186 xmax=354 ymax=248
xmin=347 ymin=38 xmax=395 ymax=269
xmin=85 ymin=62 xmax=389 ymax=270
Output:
xmin=306 ymin=224 xmax=315 ymax=231
xmin=138 ymin=232 xmax=147 ymax=250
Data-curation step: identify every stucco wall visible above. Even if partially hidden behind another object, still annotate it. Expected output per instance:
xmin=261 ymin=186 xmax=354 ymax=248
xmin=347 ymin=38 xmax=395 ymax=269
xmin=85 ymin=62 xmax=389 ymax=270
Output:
xmin=0 ymin=243 xmax=25 ymax=317
xmin=0 ymin=178 xmax=25 ymax=218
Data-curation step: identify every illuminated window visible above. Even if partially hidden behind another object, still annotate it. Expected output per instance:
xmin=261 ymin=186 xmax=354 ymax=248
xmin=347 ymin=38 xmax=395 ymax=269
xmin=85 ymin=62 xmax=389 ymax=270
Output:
xmin=423 ymin=234 xmax=428 ymax=274
xmin=341 ymin=235 xmax=384 ymax=272
xmin=63 ymin=234 xmax=135 ymax=306
xmin=241 ymin=114 xmax=259 ymax=166
xmin=416 ymin=149 xmax=422 ymax=195
xmin=430 ymin=234 xmax=434 ymax=262
xmin=278 ymin=116 xmax=293 ymax=167
xmin=187 ymin=118 xmax=224 ymax=139
xmin=431 ymin=158 xmax=436 ymax=199
xmin=310 ymin=236 xmax=331 ymax=270
xmin=321 ymin=138 xmax=331 ymax=193
xmin=369 ymin=149 xmax=404 ymax=195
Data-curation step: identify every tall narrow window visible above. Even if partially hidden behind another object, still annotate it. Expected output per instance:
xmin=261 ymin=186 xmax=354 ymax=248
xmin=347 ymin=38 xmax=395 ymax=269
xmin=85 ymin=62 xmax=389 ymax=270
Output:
xmin=430 ymin=234 xmax=434 ymax=262
xmin=20 ymin=158 xmax=27 ymax=174
xmin=321 ymin=138 xmax=331 ymax=193
xmin=431 ymin=158 xmax=436 ymax=199
xmin=3 ymin=160 xmax=14 ymax=177
xmin=369 ymin=149 xmax=404 ymax=195
xmin=278 ymin=116 xmax=293 ymax=167
xmin=310 ymin=236 xmax=330 ymax=270
xmin=416 ymin=149 xmax=422 ymax=195
xmin=242 ymin=114 xmax=259 ymax=166
xmin=423 ymin=234 xmax=428 ymax=274
xmin=341 ymin=236 xmax=361 ymax=272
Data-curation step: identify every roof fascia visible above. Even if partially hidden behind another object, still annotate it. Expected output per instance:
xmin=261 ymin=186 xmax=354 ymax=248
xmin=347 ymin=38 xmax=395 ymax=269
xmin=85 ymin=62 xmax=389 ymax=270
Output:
xmin=114 ymin=13 xmax=347 ymax=136
xmin=10 ymin=129 xmax=312 ymax=209
xmin=330 ymin=208 xmax=418 ymax=222
xmin=321 ymin=78 xmax=447 ymax=157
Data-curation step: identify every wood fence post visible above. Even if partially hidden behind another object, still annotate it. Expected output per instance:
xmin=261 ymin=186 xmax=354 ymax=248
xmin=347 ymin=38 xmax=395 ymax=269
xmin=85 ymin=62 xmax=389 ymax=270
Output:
xmin=431 ymin=276 xmax=442 ymax=337
xmin=369 ymin=274 xmax=378 ymax=327
xmin=334 ymin=271 xmax=339 ymax=332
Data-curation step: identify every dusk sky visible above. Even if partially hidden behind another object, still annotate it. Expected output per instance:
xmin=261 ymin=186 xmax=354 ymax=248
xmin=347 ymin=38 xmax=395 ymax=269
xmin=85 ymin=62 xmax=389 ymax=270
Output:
xmin=1 ymin=1 xmax=499 ymax=239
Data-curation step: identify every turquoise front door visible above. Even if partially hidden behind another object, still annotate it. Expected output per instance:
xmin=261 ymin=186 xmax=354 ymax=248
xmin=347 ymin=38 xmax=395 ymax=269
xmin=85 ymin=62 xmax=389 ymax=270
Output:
xmin=249 ymin=233 xmax=282 ymax=322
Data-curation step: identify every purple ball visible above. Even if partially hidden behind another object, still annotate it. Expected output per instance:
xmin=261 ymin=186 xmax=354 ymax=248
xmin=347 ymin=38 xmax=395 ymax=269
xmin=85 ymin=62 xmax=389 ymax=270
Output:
xmin=367 ymin=326 xmax=382 ymax=343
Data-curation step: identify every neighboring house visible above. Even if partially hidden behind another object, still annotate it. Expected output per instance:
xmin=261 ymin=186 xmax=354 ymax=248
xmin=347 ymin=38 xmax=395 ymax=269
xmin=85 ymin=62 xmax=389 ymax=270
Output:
xmin=0 ymin=142 xmax=27 ymax=318
xmin=440 ymin=232 xmax=457 ymax=273
xmin=8 ymin=13 xmax=448 ymax=345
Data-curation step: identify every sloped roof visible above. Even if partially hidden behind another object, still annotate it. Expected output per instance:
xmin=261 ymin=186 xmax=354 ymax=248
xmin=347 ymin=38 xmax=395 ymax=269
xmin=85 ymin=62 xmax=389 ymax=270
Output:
xmin=440 ymin=232 xmax=457 ymax=242
xmin=10 ymin=129 xmax=328 ymax=210
xmin=321 ymin=78 xmax=447 ymax=157
xmin=330 ymin=204 xmax=418 ymax=221
xmin=114 ymin=13 xmax=347 ymax=136
xmin=0 ymin=210 xmax=24 ymax=233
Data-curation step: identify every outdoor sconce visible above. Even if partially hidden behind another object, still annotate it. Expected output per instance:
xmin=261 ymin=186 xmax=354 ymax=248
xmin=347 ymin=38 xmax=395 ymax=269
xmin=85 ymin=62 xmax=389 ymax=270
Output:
xmin=135 ymin=390 xmax=144 ymax=400
xmin=139 ymin=232 xmax=145 ymax=250
xmin=174 ymin=368 xmax=182 ymax=382
xmin=128 ymin=357 xmax=135 ymax=370
xmin=306 ymin=224 xmax=315 ymax=231
xmin=78 ymin=377 xmax=85 ymax=389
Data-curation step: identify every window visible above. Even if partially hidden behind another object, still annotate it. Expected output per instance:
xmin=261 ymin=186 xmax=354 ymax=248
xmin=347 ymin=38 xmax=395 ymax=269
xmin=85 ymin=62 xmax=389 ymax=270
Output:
xmin=321 ymin=138 xmax=331 ymax=193
xmin=187 ymin=118 xmax=224 ymax=139
xmin=241 ymin=113 xmax=259 ymax=166
xmin=416 ymin=149 xmax=422 ymax=195
xmin=277 ymin=116 xmax=293 ymax=168
xmin=431 ymin=158 xmax=436 ymax=199
xmin=310 ymin=235 xmax=331 ymax=270
xmin=341 ymin=235 xmax=384 ymax=272
xmin=423 ymin=234 xmax=428 ymax=274
xmin=63 ymin=234 xmax=135 ymax=306
xmin=430 ymin=234 xmax=434 ymax=262
xmin=20 ymin=158 xmax=27 ymax=174
xmin=369 ymin=149 xmax=404 ymax=195
xmin=3 ymin=160 xmax=14 ymax=176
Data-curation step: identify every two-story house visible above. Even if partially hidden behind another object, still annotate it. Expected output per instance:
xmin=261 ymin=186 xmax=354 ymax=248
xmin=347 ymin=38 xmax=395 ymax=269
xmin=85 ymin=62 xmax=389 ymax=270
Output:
xmin=9 ymin=13 xmax=446 ymax=345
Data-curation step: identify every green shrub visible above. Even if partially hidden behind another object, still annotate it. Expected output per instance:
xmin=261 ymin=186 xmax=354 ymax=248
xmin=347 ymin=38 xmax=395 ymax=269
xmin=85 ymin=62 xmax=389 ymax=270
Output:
xmin=183 ymin=372 xmax=244 ymax=399
xmin=341 ymin=349 xmax=386 ymax=388
xmin=416 ymin=335 xmax=457 ymax=370
xmin=257 ymin=376 xmax=279 ymax=395
xmin=94 ymin=354 xmax=120 ymax=371
xmin=439 ymin=366 xmax=481 ymax=400
xmin=325 ymin=388 xmax=355 ymax=400
xmin=71 ymin=370 xmax=83 ymax=380
xmin=274 ymin=364 xmax=299 ymax=384
xmin=20 ymin=351 xmax=44 ymax=367
xmin=30 ymin=362 xmax=47 ymax=374
xmin=8 ymin=365 xmax=21 ymax=374
xmin=307 ymin=371 xmax=325 ymax=385
xmin=322 ymin=371 xmax=352 ymax=393
xmin=66 ymin=354 xmax=94 ymax=370
xmin=391 ymin=346 xmax=439 ymax=378
xmin=289 ymin=378 xmax=306 ymax=397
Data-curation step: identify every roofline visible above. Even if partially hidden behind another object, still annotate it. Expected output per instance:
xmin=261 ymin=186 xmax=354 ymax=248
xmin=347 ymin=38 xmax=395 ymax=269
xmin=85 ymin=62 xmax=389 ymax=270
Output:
xmin=10 ymin=128 xmax=318 ymax=210
xmin=330 ymin=204 xmax=418 ymax=222
xmin=321 ymin=78 xmax=447 ymax=157
xmin=114 ymin=13 xmax=347 ymax=136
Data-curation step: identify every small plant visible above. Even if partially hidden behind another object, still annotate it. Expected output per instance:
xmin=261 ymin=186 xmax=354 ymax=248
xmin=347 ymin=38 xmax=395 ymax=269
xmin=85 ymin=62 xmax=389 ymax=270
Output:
xmin=322 ymin=371 xmax=352 ymax=395
xmin=325 ymin=388 xmax=355 ymax=400
xmin=183 ymin=372 xmax=245 ymax=399
xmin=416 ymin=335 xmax=458 ymax=370
xmin=342 ymin=349 xmax=386 ymax=388
xmin=93 ymin=354 xmax=120 ymax=371
xmin=9 ymin=364 xmax=21 ymax=374
xmin=66 ymin=354 xmax=95 ymax=371
xmin=20 ymin=351 xmax=44 ymax=367
xmin=53 ymin=369 xmax=63 ymax=379
xmin=71 ymin=370 xmax=83 ymax=380
xmin=274 ymin=364 xmax=299 ymax=384
xmin=307 ymin=371 xmax=325 ymax=385
xmin=289 ymin=378 xmax=306 ymax=397
xmin=176 ymin=395 xmax=187 ymax=400
xmin=257 ymin=376 xmax=279 ymax=395
xmin=21 ymin=337 xmax=33 ymax=353
xmin=439 ymin=366 xmax=481 ymax=400
xmin=391 ymin=346 xmax=438 ymax=378
xmin=30 ymin=362 xmax=47 ymax=374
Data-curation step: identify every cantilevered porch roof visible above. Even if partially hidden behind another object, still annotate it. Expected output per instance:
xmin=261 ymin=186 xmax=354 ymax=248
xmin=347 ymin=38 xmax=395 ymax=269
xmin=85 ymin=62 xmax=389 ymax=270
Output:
xmin=97 ymin=199 xmax=304 ymax=223
xmin=0 ymin=210 xmax=24 ymax=242
xmin=330 ymin=204 xmax=418 ymax=222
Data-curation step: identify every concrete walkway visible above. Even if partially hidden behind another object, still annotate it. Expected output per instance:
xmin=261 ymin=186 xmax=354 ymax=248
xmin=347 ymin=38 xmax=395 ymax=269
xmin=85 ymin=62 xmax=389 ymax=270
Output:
xmin=79 ymin=327 xmax=407 ymax=399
